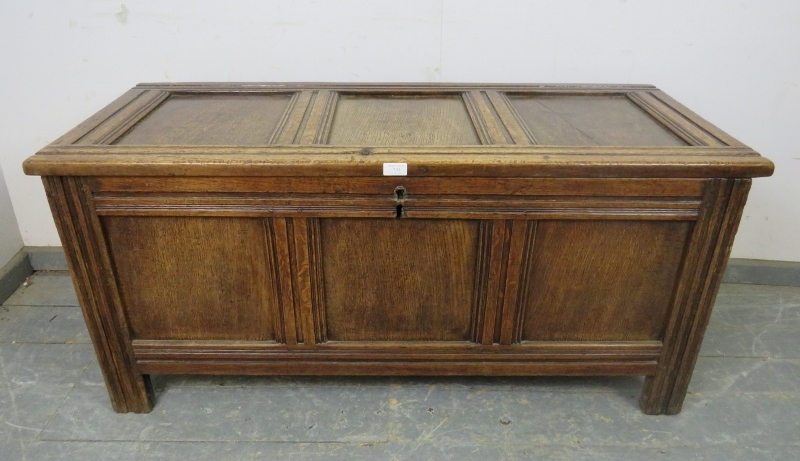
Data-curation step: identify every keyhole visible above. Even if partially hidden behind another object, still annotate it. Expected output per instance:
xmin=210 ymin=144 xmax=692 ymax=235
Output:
xmin=394 ymin=186 xmax=406 ymax=218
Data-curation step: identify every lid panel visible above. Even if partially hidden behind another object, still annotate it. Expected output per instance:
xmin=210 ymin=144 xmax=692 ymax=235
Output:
xmin=507 ymin=94 xmax=687 ymax=146
xmin=327 ymin=94 xmax=480 ymax=145
xmin=23 ymin=83 xmax=774 ymax=179
xmin=114 ymin=93 xmax=293 ymax=145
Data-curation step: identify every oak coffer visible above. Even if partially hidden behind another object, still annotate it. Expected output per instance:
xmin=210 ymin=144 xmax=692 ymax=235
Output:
xmin=23 ymin=83 xmax=773 ymax=415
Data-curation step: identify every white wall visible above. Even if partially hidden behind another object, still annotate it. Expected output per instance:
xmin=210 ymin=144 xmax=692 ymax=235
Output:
xmin=0 ymin=163 xmax=24 ymax=267
xmin=0 ymin=0 xmax=797 ymax=260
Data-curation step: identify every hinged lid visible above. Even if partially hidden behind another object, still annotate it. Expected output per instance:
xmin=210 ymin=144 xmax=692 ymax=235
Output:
xmin=23 ymin=83 xmax=773 ymax=178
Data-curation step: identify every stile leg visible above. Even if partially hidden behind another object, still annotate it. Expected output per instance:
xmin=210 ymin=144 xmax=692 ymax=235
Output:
xmin=44 ymin=176 xmax=156 ymax=413
xmin=640 ymin=179 xmax=752 ymax=415
xmin=639 ymin=370 xmax=685 ymax=415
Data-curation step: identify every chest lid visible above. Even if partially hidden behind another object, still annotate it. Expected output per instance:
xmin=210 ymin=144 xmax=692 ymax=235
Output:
xmin=23 ymin=83 xmax=773 ymax=178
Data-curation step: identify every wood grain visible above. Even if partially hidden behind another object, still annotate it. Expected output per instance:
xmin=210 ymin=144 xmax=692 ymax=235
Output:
xmin=470 ymin=221 xmax=493 ymax=343
xmin=649 ymin=90 xmax=747 ymax=147
xmin=91 ymin=177 xmax=708 ymax=197
xmin=43 ymin=177 xmax=154 ymax=413
xmin=463 ymin=91 xmax=513 ymax=144
xmin=270 ymin=91 xmax=313 ymax=144
xmin=296 ymin=90 xmax=337 ymax=144
xmin=132 ymin=339 xmax=663 ymax=376
xmin=24 ymin=147 xmax=773 ymax=178
xmin=320 ymin=219 xmax=479 ymax=341
xmin=52 ymin=89 xmax=146 ymax=145
xmin=521 ymin=220 xmax=691 ymax=341
xmin=328 ymin=94 xmax=480 ymax=145
xmin=499 ymin=220 xmax=534 ymax=345
xmin=136 ymin=359 xmax=660 ymax=377
xmin=627 ymin=91 xmax=724 ymax=146
xmin=104 ymin=217 xmax=277 ymax=341
xmin=76 ymin=90 xmax=169 ymax=145
xmin=114 ymin=93 xmax=293 ymax=145
xmin=639 ymin=179 xmax=752 ymax=414
xmin=485 ymin=91 xmax=535 ymax=145
xmin=289 ymin=218 xmax=318 ymax=344
xmin=480 ymin=221 xmax=509 ymax=345
xmin=507 ymin=94 xmax=688 ymax=146
xmin=270 ymin=218 xmax=299 ymax=345
xmin=664 ymin=179 xmax=751 ymax=412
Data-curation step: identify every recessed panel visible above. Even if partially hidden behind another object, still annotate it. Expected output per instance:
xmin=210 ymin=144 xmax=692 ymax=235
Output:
xmin=328 ymin=95 xmax=480 ymax=145
xmin=507 ymin=94 xmax=687 ymax=146
xmin=104 ymin=217 xmax=277 ymax=340
xmin=320 ymin=219 xmax=479 ymax=341
xmin=115 ymin=93 xmax=293 ymax=145
xmin=521 ymin=220 xmax=691 ymax=341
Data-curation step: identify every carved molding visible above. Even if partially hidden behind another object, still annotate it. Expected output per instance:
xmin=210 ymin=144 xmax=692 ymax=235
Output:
xmin=297 ymin=90 xmax=338 ymax=144
xmin=470 ymin=221 xmax=493 ymax=343
xmin=269 ymin=91 xmax=311 ymax=145
xmin=307 ymin=218 xmax=327 ymax=343
xmin=627 ymin=92 xmax=724 ymax=147
xmin=463 ymin=91 xmax=513 ymax=145
xmin=92 ymin=194 xmax=701 ymax=220
xmin=76 ymin=90 xmax=170 ymax=145
xmin=267 ymin=217 xmax=326 ymax=346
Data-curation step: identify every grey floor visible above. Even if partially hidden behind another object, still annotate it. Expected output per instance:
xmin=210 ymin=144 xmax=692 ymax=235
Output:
xmin=0 ymin=272 xmax=798 ymax=460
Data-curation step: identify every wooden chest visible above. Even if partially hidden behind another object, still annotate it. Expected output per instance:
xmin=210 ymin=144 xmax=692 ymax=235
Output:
xmin=23 ymin=83 xmax=773 ymax=415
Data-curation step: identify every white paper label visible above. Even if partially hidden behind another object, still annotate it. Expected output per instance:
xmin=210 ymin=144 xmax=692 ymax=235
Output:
xmin=383 ymin=163 xmax=408 ymax=176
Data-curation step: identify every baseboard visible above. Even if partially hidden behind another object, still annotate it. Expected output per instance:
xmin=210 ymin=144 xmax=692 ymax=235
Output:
xmin=17 ymin=247 xmax=800 ymax=288
xmin=721 ymin=259 xmax=800 ymax=287
xmin=0 ymin=249 xmax=34 ymax=305
xmin=26 ymin=246 xmax=69 ymax=271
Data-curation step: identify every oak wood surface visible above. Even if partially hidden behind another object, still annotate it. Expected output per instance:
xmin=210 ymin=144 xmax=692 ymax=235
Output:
xmin=507 ymin=94 xmax=687 ymax=146
xmin=329 ymin=94 xmax=480 ymax=145
xmin=296 ymin=90 xmax=337 ymax=145
xmin=521 ymin=220 xmax=691 ymax=341
xmin=320 ymin=219 xmax=478 ymax=341
xmin=74 ymin=90 xmax=169 ymax=145
xmin=103 ymin=217 xmax=277 ymax=341
xmin=115 ymin=93 xmax=293 ymax=145
xmin=463 ymin=91 xmax=514 ymax=144
xmin=52 ymin=89 xmax=146 ymax=145
xmin=23 ymin=83 xmax=773 ymax=415
xmin=91 ymin=177 xmax=707 ymax=196
xmin=24 ymin=83 xmax=774 ymax=178
xmin=24 ymin=148 xmax=773 ymax=178
xmin=43 ymin=177 xmax=153 ymax=413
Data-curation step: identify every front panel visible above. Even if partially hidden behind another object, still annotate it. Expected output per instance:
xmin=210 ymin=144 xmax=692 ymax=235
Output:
xmin=320 ymin=218 xmax=479 ymax=341
xmin=103 ymin=216 xmax=279 ymax=341
xmin=95 ymin=177 xmax=704 ymax=352
xmin=520 ymin=220 xmax=691 ymax=341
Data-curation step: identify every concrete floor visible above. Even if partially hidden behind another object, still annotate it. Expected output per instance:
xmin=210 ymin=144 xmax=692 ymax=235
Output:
xmin=0 ymin=272 xmax=798 ymax=460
